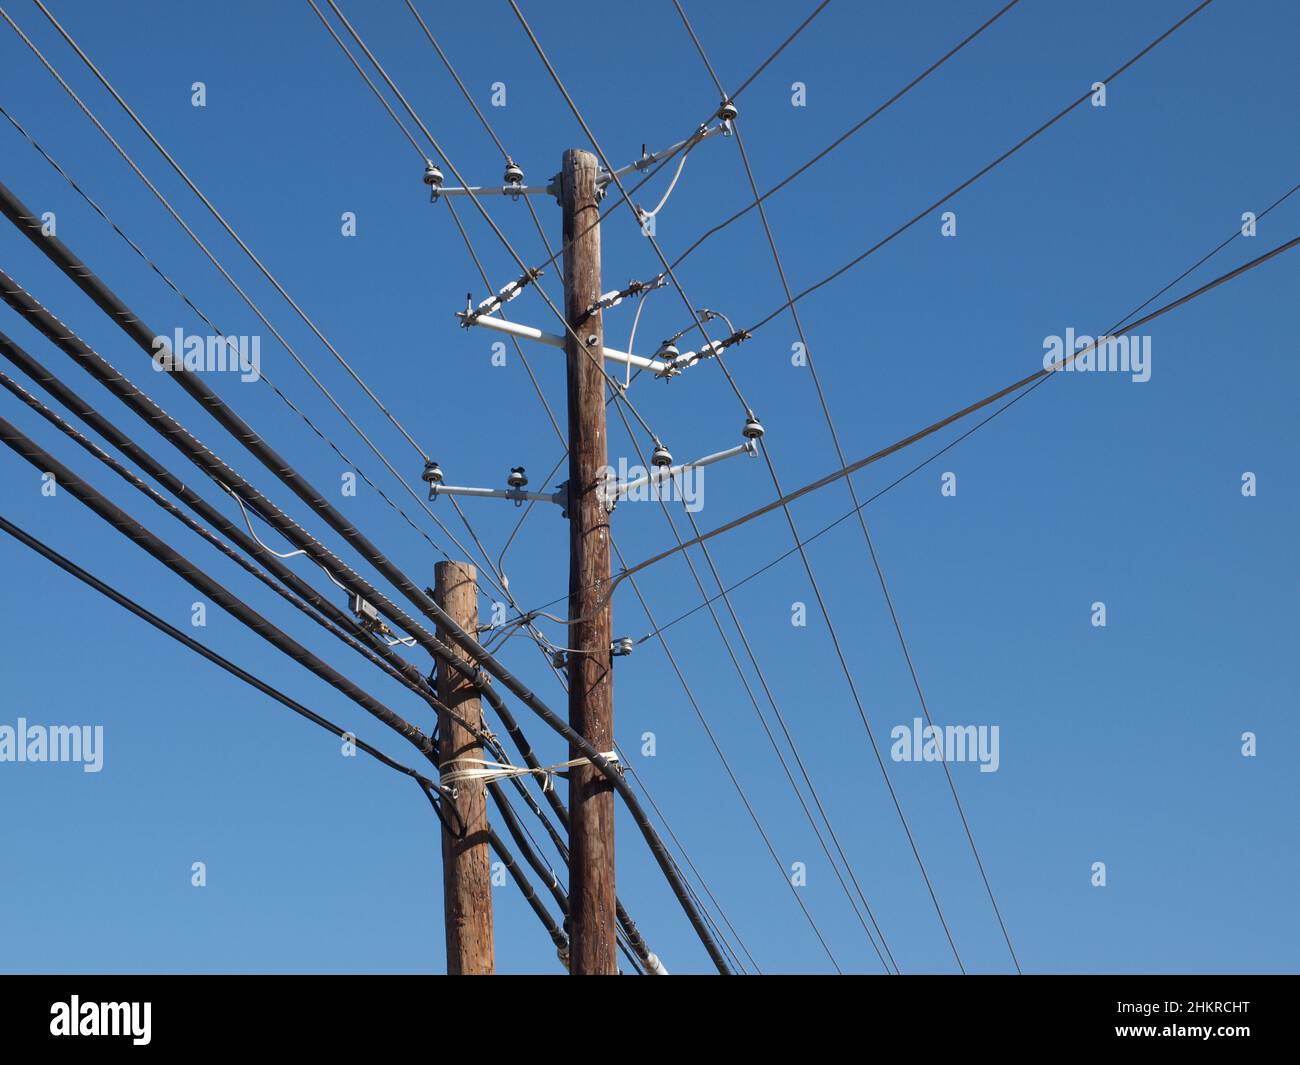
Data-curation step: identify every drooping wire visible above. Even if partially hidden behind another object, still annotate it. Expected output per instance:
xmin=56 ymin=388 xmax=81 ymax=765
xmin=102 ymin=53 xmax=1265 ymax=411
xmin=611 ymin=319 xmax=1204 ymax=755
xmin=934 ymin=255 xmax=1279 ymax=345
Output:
xmin=674 ymin=0 xmax=1021 ymax=971
xmin=606 ymin=394 xmax=896 ymax=973
xmin=512 ymin=0 xmax=941 ymax=967
xmin=610 ymin=228 xmax=1300 ymax=591
xmin=506 ymin=0 xmax=757 ymax=423
xmin=318 ymin=0 xmax=667 ymax=452
xmin=0 ymin=15 xmax=513 ymax=609
xmin=669 ymin=0 xmax=1023 ymax=270
xmin=737 ymin=0 xmax=1218 ymax=338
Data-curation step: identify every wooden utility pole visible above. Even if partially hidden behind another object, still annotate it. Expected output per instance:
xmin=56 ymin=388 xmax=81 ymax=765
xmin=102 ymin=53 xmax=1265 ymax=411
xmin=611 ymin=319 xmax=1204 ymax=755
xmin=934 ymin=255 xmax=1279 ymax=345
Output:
xmin=433 ymin=560 xmax=495 ymax=975
xmin=561 ymin=147 xmax=617 ymax=975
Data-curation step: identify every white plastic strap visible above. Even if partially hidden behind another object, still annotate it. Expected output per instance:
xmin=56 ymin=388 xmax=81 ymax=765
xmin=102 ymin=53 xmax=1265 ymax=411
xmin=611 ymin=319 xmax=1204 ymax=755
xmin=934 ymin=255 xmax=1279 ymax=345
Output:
xmin=440 ymin=750 xmax=619 ymax=793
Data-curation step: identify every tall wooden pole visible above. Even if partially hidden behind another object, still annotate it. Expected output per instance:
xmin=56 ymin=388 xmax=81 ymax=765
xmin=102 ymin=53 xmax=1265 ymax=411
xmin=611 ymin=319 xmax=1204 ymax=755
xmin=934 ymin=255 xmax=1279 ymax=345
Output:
xmin=561 ymin=148 xmax=617 ymax=974
xmin=433 ymin=560 xmax=495 ymax=975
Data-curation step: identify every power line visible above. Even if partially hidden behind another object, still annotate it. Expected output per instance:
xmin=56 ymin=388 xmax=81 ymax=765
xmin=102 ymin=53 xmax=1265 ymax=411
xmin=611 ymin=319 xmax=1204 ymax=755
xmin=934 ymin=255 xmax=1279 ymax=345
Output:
xmin=0 ymin=222 xmax=659 ymax=968
xmin=505 ymin=0 xmax=896 ymax=969
xmin=665 ymin=0 xmax=966 ymax=973
xmin=317 ymin=0 xmax=667 ymax=451
xmin=0 ymin=342 xmax=516 ymax=759
xmin=0 ymin=413 xmax=438 ymax=759
xmin=503 ymin=0 xmax=835 ymax=292
xmin=0 ymin=388 xmax=585 ymax=963
xmin=740 ymin=0 xmax=1217 ymax=337
xmin=387 ymin=6 xmax=755 ymax=970
xmin=607 ymin=400 xmax=897 ymax=972
xmin=507 ymin=0 xmax=757 ymax=422
xmin=672 ymin=0 xmax=1021 ymax=970
xmin=669 ymin=0 xmax=1023 ymax=269
xmin=0 ymin=513 xmax=434 ymax=788
xmin=30 ymin=0 xmax=425 ymax=465
xmin=613 ymin=228 xmax=1300 ymax=589
xmin=0 ymin=258 xmax=598 ymax=873
xmin=0 ymin=506 xmax=584 ymax=959
xmin=617 ymin=758 xmax=760 ymax=974
xmin=0 ymin=101 xmax=515 ymax=655
xmin=0 ymin=347 xmax=591 ymax=936
xmin=511 ymin=0 xmax=958 ymax=967
xmin=5 ymin=5 xmax=514 ymax=607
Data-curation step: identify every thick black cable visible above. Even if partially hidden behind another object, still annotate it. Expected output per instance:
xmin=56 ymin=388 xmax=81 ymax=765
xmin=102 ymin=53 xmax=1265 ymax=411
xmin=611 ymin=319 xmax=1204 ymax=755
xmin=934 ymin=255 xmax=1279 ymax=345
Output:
xmin=485 ymin=825 xmax=570 ymax=964
xmin=0 ymin=227 xmax=608 ymax=958
xmin=0 ymin=506 xmax=577 ymax=963
xmin=0 ymin=327 xmax=644 ymax=969
xmin=0 ymin=350 xmax=506 ymax=755
xmin=0 ymin=413 xmax=440 ymax=759
xmin=0 ymin=23 xmax=508 ymax=608
xmin=0 ymin=510 xmax=432 ymax=785
xmin=0 ymin=226 xmax=726 ymax=977
xmin=0 ymin=300 xmax=651 ymax=971
xmin=0 ymin=330 xmax=418 ymax=675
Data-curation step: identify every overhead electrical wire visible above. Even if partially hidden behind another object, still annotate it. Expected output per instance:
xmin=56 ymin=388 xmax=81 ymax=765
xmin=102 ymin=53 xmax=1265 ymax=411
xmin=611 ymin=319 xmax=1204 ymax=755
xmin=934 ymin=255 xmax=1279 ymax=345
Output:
xmin=0 ymin=305 xmax=592 ymax=914
xmin=737 ymin=0 xmax=1218 ymax=338
xmin=0 ymin=510 xmax=580 ymax=962
xmin=0 ymin=337 xmax=579 ymax=966
xmin=316 ymin=0 xmax=666 ymax=452
xmin=0 ymin=342 xmax=513 ymax=759
xmin=0 ymin=414 xmax=438 ymax=759
xmin=611 ymin=534 xmax=868 ymax=974
xmin=0 ymin=238 xmax=721 ymax=971
xmin=0 ymin=207 xmax=655 ymax=968
xmin=610 ymin=229 xmax=1300 ymax=591
xmin=306 ymin=1 xmax=698 ymax=968
xmin=675 ymin=0 xmax=1023 ymax=971
xmin=3 ymin=0 xmax=1254 ymax=976
xmin=0 ymin=513 xmax=432 ymax=789
xmin=4 ymin=5 xmax=515 ymax=608
xmin=668 ymin=0 xmax=1023 ymax=269
xmin=309 ymin=1 xmax=751 ymax=970
xmin=616 ymin=756 xmax=761 ymax=974
xmin=606 ymin=400 xmax=897 ymax=972
xmin=498 ymin=0 xmax=835 ymax=294
xmin=506 ymin=0 xmax=757 ymax=424
xmin=0 ymin=360 xmax=404 ymax=694
xmin=511 ymin=0 xmax=960 ymax=967
xmin=32 ymin=0 xmax=430 ymax=460
xmin=727 ymin=0 xmax=832 ymax=101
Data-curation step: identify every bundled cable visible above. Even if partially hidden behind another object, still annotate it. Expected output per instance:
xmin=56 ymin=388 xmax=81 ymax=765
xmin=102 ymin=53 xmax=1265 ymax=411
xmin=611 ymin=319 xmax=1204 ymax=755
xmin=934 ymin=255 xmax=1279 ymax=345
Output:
xmin=442 ymin=751 xmax=619 ymax=794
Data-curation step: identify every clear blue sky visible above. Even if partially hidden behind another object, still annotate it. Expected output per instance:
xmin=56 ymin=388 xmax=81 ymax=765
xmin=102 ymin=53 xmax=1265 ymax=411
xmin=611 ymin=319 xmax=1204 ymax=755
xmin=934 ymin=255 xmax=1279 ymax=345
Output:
xmin=1 ymin=0 xmax=1296 ymax=974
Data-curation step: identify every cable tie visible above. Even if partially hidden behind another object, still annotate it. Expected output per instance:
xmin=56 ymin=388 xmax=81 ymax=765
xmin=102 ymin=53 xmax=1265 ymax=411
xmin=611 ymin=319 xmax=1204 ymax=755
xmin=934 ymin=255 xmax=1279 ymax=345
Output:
xmin=438 ymin=751 xmax=619 ymax=792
